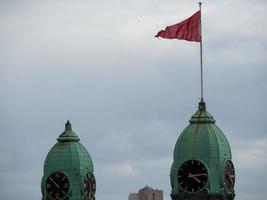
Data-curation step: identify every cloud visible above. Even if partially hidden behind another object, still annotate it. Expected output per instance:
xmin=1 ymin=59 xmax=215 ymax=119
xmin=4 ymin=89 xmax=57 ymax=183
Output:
xmin=97 ymin=130 xmax=133 ymax=151
xmin=235 ymin=138 xmax=267 ymax=170
xmin=0 ymin=1 xmax=266 ymax=200
xmin=105 ymin=163 xmax=140 ymax=177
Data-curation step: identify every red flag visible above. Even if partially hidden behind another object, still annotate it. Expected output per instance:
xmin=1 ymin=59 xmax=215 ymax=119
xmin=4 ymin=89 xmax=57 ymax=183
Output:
xmin=155 ymin=10 xmax=201 ymax=42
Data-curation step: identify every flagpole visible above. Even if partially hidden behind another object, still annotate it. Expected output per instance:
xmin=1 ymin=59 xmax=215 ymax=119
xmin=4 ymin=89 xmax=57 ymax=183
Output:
xmin=199 ymin=2 xmax=204 ymax=102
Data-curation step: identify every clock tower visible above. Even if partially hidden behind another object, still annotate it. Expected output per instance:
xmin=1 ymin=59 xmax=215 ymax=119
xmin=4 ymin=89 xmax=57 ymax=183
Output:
xmin=41 ymin=121 xmax=96 ymax=200
xmin=170 ymin=100 xmax=235 ymax=200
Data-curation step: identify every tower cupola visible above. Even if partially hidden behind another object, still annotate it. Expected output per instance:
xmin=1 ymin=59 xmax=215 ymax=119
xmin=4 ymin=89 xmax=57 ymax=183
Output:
xmin=41 ymin=121 xmax=96 ymax=200
xmin=170 ymin=101 xmax=235 ymax=200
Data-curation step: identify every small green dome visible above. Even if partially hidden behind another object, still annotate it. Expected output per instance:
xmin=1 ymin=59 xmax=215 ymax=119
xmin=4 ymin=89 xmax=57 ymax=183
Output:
xmin=41 ymin=121 xmax=94 ymax=199
xmin=170 ymin=101 xmax=232 ymax=196
xmin=44 ymin=121 xmax=94 ymax=173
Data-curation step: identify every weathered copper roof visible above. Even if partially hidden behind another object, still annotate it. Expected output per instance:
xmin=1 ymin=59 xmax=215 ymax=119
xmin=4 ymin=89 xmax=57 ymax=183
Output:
xmin=170 ymin=101 xmax=232 ymax=196
xmin=41 ymin=121 xmax=94 ymax=199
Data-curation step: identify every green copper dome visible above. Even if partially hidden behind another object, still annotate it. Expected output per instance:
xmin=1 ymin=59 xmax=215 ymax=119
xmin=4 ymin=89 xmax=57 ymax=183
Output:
xmin=43 ymin=121 xmax=94 ymax=173
xmin=41 ymin=121 xmax=94 ymax=200
xmin=170 ymin=101 xmax=233 ymax=198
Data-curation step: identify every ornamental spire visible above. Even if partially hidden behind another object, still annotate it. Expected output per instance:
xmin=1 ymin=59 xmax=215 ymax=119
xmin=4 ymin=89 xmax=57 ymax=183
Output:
xmin=57 ymin=120 xmax=80 ymax=142
xmin=189 ymin=101 xmax=216 ymax=124
xmin=65 ymin=120 xmax=72 ymax=131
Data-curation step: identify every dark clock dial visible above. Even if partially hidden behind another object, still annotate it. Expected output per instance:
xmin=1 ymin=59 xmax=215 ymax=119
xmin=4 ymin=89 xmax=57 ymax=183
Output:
xmin=45 ymin=172 xmax=70 ymax=199
xmin=178 ymin=160 xmax=208 ymax=193
xmin=224 ymin=160 xmax=235 ymax=194
xmin=83 ymin=172 xmax=96 ymax=200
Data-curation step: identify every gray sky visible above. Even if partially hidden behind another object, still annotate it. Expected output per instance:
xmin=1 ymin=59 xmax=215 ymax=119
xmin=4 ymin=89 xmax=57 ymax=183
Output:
xmin=0 ymin=0 xmax=266 ymax=200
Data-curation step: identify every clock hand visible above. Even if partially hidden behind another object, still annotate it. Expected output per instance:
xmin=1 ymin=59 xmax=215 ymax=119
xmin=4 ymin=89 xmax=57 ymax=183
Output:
xmin=188 ymin=173 xmax=201 ymax=183
xmin=62 ymin=190 xmax=68 ymax=196
xmin=229 ymin=175 xmax=235 ymax=185
xmin=49 ymin=177 xmax=60 ymax=188
xmin=188 ymin=173 xmax=207 ymax=177
xmin=192 ymin=176 xmax=201 ymax=183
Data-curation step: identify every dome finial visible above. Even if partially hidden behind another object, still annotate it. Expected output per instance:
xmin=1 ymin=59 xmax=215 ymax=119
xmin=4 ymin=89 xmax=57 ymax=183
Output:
xmin=189 ymin=100 xmax=215 ymax=124
xmin=198 ymin=99 xmax=206 ymax=111
xmin=57 ymin=120 xmax=80 ymax=142
xmin=65 ymin=120 xmax=72 ymax=131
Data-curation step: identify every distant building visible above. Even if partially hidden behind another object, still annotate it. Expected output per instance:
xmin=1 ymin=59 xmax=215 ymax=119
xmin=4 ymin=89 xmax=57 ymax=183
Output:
xmin=129 ymin=185 xmax=163 ymax=200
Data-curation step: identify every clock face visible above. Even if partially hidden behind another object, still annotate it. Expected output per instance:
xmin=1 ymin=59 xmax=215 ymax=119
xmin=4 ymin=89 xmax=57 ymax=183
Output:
xmin=45 ymin=172 xmax=70 ymax=199
xmin=83 ymin=172 xmax=96 ymax=200
xmin=178 ymin=160 xmax=208 ymax=193
xmin=224 ymin=160 xmax=235 ymax=194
